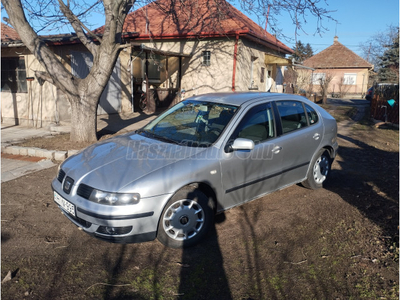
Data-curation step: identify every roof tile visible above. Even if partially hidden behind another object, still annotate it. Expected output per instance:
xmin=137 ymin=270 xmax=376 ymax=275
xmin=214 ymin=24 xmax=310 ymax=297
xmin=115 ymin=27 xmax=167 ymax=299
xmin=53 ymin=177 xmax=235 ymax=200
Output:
xmin=97 ymin=0 xmax=292 ymax=54
xmin=303 ymin=38 xmax=373 ymax=69
xmin=1 ymin=23 xmax=21 ymax=42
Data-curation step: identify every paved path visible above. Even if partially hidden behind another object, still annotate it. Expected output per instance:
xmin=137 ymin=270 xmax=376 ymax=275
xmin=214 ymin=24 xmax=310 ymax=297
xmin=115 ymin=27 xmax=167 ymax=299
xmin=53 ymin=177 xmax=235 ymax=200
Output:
xmin=327 ymin=98 xmax=370 ymax=106
xmin=1 ymin=154 xmax=56 ymax=183
xmin=327 ymin=98 xmax=370 ymax=136
xmin=1 ymin=111 xmax=158 ymax=183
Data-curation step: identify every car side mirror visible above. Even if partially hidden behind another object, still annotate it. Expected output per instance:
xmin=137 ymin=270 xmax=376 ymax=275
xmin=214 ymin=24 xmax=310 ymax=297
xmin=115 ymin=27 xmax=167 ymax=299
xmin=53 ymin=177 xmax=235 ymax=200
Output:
xmin=230 ymin=138 xmax=255 ymax=151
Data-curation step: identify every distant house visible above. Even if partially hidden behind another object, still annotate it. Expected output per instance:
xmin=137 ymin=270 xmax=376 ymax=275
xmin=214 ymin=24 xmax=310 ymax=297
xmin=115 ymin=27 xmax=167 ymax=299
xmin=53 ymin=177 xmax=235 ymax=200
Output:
xmin=302 ymin=36 xmax=373 ymax=97
xmin=1 ymin=0 xmax=293 ymax=126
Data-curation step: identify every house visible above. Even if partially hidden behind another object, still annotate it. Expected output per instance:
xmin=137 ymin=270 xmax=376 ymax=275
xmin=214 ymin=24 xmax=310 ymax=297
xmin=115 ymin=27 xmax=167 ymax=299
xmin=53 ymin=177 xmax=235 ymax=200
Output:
xmin=1 ymin=23 xmax=56 ymax=127
xmin=302 ymin=36 xmax=373 ymax=97
xmin=1 ymin=23 xmax=126 ymax=126
xmin=1 ymin=0 xmax=293 ymax=126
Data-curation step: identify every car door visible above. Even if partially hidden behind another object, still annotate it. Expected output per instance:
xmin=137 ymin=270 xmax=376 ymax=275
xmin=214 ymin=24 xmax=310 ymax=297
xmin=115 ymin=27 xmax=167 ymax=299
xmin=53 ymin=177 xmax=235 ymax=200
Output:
xmin=219 ymin=102 xmax=284 ymax=210
xmin=272 ymin=100 xmax=323 ymax=187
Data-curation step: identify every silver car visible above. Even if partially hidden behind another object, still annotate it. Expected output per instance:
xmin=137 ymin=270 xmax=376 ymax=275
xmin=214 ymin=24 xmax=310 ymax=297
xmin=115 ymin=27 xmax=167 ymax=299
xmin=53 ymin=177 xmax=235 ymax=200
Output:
xmin=52 ymin=92 xmax=338 ymax=248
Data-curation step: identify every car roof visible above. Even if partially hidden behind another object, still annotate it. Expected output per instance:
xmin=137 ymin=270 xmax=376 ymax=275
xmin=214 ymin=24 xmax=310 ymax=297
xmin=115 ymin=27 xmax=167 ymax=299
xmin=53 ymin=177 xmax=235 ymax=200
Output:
xmin=188 ymin=92 xmax=306 ymax=106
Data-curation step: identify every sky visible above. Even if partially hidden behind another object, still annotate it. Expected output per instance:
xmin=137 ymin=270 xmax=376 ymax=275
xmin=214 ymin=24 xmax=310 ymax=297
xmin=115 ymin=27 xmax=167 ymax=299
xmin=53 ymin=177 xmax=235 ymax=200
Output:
xmin=271 ymin=0 xmax=399 ymax=57
xmin=2 ymin=0 xmax=399 ymax=58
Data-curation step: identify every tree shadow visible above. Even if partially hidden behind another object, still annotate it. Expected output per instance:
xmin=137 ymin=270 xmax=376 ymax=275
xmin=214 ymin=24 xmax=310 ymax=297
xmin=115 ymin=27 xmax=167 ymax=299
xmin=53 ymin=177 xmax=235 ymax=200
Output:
xmin=96 ymin=111 xmax=158 ymax=139
xmin=178 ymin=212 xmax=232 ymax=299
xmin=325 ymin=133 xmax=399 ymax=243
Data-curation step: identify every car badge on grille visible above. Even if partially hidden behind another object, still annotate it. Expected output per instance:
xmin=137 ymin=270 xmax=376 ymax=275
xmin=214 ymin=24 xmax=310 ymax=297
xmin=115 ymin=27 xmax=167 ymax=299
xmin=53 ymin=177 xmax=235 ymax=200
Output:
xmin=63 ymin=177 xmax=74 ymax=194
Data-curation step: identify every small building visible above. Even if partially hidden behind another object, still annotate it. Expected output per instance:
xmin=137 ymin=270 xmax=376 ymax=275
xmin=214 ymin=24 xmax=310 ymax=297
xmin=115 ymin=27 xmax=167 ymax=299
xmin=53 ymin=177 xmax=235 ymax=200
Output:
xmin=302 ymin=36 xmax=373 ymax=97
xmin=1 ymin=0 xmax=294 ymax=126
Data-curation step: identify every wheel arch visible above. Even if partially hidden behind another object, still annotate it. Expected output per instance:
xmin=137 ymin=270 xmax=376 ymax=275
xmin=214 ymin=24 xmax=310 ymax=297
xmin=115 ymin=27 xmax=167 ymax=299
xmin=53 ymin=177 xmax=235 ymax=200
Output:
xmin=178 ymin=182 xmax=218 ymax=214
xmin=321 ymin=145 xmax=335 ymax=160
xmin=305 ymin=145 xmax=334 ymax=179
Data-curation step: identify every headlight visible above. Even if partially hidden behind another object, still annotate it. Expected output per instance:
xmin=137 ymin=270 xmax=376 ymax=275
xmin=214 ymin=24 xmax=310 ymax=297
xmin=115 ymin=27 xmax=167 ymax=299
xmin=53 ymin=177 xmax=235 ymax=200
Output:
xmin=88 ymin=189 xmax=140 ymax=206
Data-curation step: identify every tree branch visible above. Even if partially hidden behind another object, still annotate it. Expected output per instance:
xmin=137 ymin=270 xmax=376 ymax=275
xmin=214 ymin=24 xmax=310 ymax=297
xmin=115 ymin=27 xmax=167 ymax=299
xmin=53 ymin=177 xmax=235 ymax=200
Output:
xmin=118 ymin=43 xmax=132 ymax=50
xmin=34 ymin=70 xmax=54 ymax=85
xmin=102 ymin=0 xmax=133 ymax=44
xmin=57 ymin=0 xmax=100 ymax=55
xmin=2 ymin=0 xmax=77 ymax=96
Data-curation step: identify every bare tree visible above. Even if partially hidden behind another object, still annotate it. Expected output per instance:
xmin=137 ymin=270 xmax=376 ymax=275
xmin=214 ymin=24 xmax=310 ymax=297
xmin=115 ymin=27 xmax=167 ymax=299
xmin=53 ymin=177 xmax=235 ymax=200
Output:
xmin=2 ymin=0 xmax=335 ymax=142
xmin=337 ymin=76 xmax=352 ymax=98
xmin=297 ymin=68 xmax=313 ymax=95
xmin=360 ymin=24 xmax=398 ymax=69
xmin=2 ymin=0 xmax=133 ymax=142
xmin=317 ymin=71 xmax=334 ymax=104
xmin=237 ymin=0 xmax=336 ymax=43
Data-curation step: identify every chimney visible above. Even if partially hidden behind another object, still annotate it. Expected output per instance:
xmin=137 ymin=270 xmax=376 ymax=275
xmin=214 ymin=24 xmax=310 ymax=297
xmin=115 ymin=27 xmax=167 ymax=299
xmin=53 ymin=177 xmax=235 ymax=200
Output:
xmin=334 ymin=36 xmax=339 ymax=43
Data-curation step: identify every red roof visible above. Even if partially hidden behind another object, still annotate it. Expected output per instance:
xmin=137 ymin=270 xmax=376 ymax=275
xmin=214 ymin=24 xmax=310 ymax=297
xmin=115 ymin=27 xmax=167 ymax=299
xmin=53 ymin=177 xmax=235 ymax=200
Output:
xmin=97 ymin=0 xmax=292 ymax=54
xmin=1 ymin=23 xmax=21 ymax=42
xmin=303 ymin=37 xmax=373 ymax=69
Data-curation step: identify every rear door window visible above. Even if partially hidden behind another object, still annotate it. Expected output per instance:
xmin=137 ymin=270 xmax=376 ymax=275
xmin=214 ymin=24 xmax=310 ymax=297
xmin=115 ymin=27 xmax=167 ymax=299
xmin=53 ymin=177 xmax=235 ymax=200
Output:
xmin=276 ymin=101 xmax=308 ymax=134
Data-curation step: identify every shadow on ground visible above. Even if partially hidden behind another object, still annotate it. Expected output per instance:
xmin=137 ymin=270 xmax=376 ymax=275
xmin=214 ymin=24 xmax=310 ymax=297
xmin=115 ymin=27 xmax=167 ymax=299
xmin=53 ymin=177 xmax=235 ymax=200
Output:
xmin=326 ymin=133 xmax=399 ymax=244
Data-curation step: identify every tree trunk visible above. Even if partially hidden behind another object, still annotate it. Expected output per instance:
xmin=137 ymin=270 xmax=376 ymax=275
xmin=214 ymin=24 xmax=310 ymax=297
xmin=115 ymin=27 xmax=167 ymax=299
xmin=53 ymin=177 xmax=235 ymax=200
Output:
xmin=69 ymin=99 xmax=98 ymax=142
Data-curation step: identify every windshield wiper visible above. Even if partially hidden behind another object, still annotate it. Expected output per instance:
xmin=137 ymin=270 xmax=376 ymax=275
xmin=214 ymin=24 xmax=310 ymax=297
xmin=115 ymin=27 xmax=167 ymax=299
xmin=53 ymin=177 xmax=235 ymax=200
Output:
xmin=137 ymin=129 xmax=179 ymax=145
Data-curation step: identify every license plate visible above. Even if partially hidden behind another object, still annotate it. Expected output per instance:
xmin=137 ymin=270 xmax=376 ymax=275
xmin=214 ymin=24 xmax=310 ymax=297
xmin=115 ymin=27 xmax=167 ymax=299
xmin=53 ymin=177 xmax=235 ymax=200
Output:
xmin=54 ymin=191 xmax=76 ymax=217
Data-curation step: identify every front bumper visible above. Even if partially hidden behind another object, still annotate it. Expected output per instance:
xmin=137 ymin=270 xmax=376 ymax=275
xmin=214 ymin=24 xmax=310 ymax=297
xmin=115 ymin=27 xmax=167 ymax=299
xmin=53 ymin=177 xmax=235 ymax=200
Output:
xmin=51 ymin=178 xmax=171 ymax=244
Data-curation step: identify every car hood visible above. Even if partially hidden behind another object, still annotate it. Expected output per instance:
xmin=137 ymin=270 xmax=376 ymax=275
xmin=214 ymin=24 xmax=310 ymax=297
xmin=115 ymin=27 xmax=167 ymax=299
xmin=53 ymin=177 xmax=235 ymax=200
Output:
xmin=61 ymin=133 xmax=206 ymax=192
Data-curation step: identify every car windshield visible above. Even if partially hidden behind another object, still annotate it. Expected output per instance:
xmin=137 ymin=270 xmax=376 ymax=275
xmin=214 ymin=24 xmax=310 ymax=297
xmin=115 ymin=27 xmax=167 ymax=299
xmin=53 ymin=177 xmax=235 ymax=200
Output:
xmin=139 ymin=100 xmax=238 ymax=147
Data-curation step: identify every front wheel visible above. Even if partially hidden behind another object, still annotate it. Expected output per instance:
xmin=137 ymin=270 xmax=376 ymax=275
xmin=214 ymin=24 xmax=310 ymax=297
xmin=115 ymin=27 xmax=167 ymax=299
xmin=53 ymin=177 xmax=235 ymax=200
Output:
xmin=157 ymin=188 xmax=214 ymax=248
xmin=302 ymin=149 xmax=331 ymax=190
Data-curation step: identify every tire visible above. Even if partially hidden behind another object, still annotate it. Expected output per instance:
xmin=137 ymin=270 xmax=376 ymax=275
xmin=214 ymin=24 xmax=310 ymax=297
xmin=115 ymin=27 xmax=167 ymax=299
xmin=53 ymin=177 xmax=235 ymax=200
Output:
xmin=302 ymin=149 xmax=331 ymax=190
xmin=157 ymin=188 xmax=214 ymax=248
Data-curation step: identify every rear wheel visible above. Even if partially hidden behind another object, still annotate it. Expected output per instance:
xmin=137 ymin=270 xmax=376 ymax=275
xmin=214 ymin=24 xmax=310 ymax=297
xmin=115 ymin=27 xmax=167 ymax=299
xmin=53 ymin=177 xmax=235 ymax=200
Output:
xmin=157 ymin=188 xmax=214 ymax=248
xmin=302 ymin=149 xmax=331 ymax=190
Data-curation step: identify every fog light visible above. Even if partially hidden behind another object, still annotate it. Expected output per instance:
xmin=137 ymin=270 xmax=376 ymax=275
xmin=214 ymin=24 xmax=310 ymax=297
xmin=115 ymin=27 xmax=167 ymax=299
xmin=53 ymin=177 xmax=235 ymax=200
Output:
xmin=105 ymin=227 xmax=116 ymax=235
xmin=97 ymin=226 xmax=132 ymax=235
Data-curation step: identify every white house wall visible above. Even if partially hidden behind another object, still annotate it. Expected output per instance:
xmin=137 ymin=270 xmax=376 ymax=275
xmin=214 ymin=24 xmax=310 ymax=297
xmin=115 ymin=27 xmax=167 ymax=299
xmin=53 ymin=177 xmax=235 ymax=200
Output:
xmin=1 ymin=47 xmax=61 ymax=127
xmin=236 ymin=38 xmax=285 ymax=93
xmin=1 ymin=37 xmax=289 ymax=126
xmin=140 ymin=37 xmax=287 ymax=97
xmin=139 ymin=38 xmax=236 ymax=97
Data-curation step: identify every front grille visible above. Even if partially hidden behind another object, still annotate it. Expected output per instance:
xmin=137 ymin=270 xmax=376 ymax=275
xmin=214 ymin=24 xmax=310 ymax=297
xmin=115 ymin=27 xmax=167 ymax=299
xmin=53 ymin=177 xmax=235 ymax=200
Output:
xmin=57 ymin=169 xmax=66 ymax=183
xmin=63 ymin=177 xmax=74 ymax=194
xmin=77 ymin=184 xmax=94 ymax=199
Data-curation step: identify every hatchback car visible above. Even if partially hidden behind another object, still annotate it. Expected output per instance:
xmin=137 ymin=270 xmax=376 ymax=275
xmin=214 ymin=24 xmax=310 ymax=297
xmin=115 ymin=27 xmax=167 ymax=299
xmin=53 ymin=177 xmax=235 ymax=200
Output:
xmin=52 ymin=92 xmax=338 ymax=248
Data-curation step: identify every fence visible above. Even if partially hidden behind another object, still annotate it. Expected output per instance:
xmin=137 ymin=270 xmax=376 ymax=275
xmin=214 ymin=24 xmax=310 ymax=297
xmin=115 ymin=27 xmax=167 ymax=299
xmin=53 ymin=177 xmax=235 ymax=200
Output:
xmin=370 ymin=84 xmax=399 ymax=124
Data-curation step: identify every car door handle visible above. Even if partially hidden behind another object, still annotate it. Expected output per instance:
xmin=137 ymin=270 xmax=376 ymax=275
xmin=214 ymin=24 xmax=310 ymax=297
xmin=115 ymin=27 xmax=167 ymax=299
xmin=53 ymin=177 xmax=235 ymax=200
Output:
xmin=272 ymin=146 xmax=282 ymax=154
xmin=313 ymin=133 xmax=321 ymax=140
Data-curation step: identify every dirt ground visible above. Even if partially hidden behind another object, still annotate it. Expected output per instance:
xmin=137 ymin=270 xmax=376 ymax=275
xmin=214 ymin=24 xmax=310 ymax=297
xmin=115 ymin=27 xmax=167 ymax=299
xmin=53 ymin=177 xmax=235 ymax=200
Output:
xmin=1 ymin=105 xmax=399 ymax=299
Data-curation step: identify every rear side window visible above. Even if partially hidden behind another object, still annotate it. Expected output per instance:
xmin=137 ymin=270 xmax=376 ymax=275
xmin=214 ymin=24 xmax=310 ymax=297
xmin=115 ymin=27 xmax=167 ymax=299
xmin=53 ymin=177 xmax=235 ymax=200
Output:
xmin=305 ymin=104 xmax=319 ymax=125
xmin=276 ymin=101 xmax=308 ymax=134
